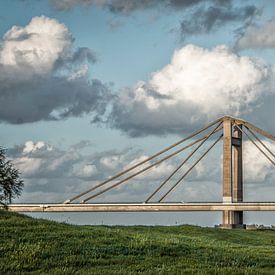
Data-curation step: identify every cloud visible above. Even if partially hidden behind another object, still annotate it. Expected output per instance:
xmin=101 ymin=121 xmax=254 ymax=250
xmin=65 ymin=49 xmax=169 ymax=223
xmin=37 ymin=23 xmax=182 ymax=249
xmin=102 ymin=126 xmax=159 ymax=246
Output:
xmin=73 ymin=164 xmax=98 ymax=178
xmin=48 ymin=0 xmax=259 ymax=39
xmin=180 ymin=4 xmax=259 ymax=39
xmin=108 ymin=44 xmax=273 ymax=137
xmin=236 ymin=19 xmax=275 ymax=50
xmin=243 ymin=140 xmax=275 ymax=183
xmin=8 ymin=136 xmax=275 ymax=203
xmin=48 ymin=0 xmax=201 ymax=12
xmin=8 ymin=141 xmax=143 ymax=202
xmin=0 ymin=16 xmax=110 ymax=124
xmin=23 ymin=141 xmax=52 ymax=154
xmin=11 ymin=141 xmax=81 ymax=178
xmin=123 ymin=154 xmax=176 ymax=181
xmin=0 ymin=16 xmax=72 ymax=74
xmin=7 ymin=139 xmax=222 ymax=202
xmin=48 ymin=0 xmax=236 ymax=13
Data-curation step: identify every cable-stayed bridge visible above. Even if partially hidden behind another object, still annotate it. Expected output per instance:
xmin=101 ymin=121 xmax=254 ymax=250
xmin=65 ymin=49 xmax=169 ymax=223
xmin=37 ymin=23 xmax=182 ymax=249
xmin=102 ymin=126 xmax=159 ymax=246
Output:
xmin=3 ymin=116 xmax=275 ymax=229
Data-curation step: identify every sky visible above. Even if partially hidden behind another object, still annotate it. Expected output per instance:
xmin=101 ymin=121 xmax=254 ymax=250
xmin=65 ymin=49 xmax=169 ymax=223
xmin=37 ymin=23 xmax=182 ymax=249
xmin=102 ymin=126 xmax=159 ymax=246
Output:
xmin=1 ymin=0 xmax=275 ymax=226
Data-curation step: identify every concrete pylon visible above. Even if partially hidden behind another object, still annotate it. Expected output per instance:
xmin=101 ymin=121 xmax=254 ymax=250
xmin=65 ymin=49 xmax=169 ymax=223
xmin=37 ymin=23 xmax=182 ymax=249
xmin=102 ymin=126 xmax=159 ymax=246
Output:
xmin=220 ymin=117 xmax=245 ymax=229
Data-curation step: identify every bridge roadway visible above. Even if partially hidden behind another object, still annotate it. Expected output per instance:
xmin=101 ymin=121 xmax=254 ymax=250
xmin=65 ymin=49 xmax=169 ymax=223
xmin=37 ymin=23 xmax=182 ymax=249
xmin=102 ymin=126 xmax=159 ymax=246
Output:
xmin=4 ymin=202 xmax=275 ymax=212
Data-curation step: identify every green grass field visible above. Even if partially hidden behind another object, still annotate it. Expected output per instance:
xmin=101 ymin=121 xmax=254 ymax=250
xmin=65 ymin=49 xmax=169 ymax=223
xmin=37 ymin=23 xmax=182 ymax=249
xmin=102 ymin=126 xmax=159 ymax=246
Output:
xmin=1 ymin=210 xmax=275 ymax=274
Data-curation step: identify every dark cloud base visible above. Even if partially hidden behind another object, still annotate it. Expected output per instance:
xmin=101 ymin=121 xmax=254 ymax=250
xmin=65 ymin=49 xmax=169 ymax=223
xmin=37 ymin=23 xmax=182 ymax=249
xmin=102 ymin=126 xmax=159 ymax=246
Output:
xmin=0 ymin=76 xmax=111 ymax=124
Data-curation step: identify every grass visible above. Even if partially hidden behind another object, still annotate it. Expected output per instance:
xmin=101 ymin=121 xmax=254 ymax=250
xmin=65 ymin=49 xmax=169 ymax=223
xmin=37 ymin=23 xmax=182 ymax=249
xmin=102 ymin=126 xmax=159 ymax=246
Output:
xmin=1 ymin=211 xmax=275 ymax=274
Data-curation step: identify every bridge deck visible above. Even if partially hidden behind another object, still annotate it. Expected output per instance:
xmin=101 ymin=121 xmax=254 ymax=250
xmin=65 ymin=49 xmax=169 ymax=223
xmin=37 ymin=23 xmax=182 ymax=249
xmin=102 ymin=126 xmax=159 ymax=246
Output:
xmin=4 ymin=202 xmax=275 ymax=212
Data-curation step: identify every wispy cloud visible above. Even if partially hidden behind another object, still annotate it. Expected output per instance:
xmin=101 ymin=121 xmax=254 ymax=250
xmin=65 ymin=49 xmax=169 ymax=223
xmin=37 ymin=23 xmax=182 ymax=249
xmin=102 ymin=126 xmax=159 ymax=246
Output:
xmin=236 ymin=19 xmax=275 ymax=50
xmin=48 ymin=0 xmax=259 ymax=39
xmin=180 ymin=4 xmax=259 ymax=39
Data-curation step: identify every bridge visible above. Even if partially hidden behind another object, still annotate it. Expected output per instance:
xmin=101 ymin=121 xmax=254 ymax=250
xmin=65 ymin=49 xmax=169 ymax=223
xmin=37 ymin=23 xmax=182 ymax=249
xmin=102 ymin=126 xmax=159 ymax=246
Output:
xmin=2 ymin=116 xmax=275 ymax=229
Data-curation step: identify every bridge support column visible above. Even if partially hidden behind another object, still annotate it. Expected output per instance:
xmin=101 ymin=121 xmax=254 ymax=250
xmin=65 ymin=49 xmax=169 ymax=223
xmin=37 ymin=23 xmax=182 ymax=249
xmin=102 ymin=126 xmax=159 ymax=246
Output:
xmin=220 ymin=118 xmax=245 ymax=229
xmin=222 ymin=118 xmax=232 ymax=204
xmin=232 ymin=124 xmax=244 ymax=228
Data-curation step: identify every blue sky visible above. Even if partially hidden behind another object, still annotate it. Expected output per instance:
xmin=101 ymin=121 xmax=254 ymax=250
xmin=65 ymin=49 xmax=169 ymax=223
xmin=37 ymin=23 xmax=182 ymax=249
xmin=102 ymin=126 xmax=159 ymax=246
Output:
xmin=0 ymin=0 xmax=182 ymax=150
xmin=1 ymin=0 xmax=275 ymax=226
xmin=0 ymin=0 xmax=272 ymax=147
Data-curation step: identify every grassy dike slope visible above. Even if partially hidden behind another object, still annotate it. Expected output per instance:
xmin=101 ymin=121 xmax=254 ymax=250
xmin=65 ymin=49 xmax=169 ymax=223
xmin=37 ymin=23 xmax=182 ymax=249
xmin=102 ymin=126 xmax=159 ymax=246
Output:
xmin=1 ymin=211 xmax=275 ymax=274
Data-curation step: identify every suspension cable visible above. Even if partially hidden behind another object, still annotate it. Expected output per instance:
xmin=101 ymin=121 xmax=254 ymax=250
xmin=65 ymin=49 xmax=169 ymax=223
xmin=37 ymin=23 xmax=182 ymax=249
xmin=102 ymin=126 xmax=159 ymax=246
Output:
xmin=81 ymin=125 xmax=223 ymax=203
xmin=245 ymin=126 xmax=275 ymax=159
xmin=145 ymin=122 xmax=222 ymax=202
xmin=235 ymin=124 xmax=275 ymax=167
xmin=64 ymin=118 xmax=222 ymax=203
xmin=242 ymin=121 xmax=275 ymax=142
xmin=158 ymin=134 xmax=223 ymax=202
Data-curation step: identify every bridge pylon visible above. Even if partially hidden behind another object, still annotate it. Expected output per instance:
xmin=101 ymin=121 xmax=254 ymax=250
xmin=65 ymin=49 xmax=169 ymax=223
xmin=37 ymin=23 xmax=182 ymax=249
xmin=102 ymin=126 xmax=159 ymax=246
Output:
xmin=221 ymin=116 xmax=245 ymax=229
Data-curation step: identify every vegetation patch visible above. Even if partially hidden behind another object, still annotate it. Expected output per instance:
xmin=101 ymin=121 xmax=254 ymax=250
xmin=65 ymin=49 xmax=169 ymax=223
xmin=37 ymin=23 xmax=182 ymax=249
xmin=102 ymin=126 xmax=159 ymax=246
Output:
xmin=1 ymin=210 xmax=275 ymax=274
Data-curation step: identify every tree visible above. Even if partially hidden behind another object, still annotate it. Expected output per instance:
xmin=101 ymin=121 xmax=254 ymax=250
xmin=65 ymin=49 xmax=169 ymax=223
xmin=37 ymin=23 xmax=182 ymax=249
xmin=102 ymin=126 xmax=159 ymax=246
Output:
xmin=0 ymin=147 xmax=24 ymax=204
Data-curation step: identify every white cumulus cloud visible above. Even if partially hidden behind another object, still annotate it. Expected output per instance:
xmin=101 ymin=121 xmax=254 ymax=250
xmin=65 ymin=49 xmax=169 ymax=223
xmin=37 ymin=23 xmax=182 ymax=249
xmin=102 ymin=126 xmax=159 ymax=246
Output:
xmin=0 ymin=16 xmax=110 ymax=124
xmin=0 ymin=16 xmax=71 ymax=76
xmin=110 ymin=44 xmax=273 ymax=136
xmin=23 ymin=141 xmax=52 ymax=154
